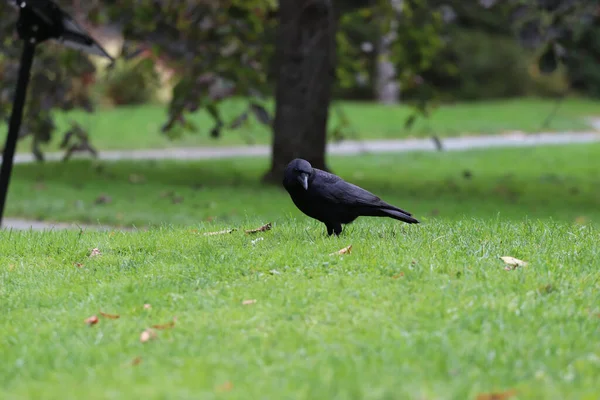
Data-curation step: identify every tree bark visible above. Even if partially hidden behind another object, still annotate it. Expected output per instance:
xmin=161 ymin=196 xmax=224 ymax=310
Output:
xmin=374 ymin=0 xmax=402 ymax=104
xmin=263 ymin=0 xmax=337 ymax=183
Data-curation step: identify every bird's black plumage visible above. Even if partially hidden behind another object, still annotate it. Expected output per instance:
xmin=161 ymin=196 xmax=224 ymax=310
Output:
xmin=282 ymin=158 xmax=419 ymax=236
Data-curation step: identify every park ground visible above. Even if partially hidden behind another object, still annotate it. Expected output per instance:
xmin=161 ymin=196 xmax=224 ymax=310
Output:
xmin=9 ymin=97 xmax=600 ymax=153
xmin=1 ymin=98 xmax=600 ymax=399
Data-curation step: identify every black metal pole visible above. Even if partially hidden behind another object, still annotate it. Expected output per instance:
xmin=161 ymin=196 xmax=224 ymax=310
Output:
xmin=0 ymin=41 xmax=36 ymax=228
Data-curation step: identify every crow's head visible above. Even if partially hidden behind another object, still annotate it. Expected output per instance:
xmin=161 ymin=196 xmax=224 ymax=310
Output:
xmin=284 ymin=158 xmax=312 ymax=190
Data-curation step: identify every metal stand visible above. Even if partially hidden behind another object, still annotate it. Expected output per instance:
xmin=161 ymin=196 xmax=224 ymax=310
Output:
xmin=0 ymin=0 xmax=113 ymax=228
xmin=0 ymin=42 xmax=36 ymax=227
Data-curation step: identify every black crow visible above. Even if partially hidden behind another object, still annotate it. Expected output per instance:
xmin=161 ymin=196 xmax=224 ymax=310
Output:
xmin=283 ymin=158 xmax=419 ymax=236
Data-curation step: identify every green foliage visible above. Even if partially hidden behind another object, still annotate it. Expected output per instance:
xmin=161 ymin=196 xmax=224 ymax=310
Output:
xmin=0 ymin=0 xmax=277 ymax=158
xmin=0 ymin=1 xmax=98 ymax=161
xmin=101 ymin=58 xmax=161 ymax=106
xmin=439 ymin=28 xmax=532 ymax=100
xmin=565 ymin=15 xmax=600 ymax=98
xmin=508 ymin=0 xmax=599 ymax=75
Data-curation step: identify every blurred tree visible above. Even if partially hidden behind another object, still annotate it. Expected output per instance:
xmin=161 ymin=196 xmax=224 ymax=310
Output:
xmin=506 ymin=0 xmax=599 ymax=75
xmin=0 ymin=1 xmax=98 ymax=160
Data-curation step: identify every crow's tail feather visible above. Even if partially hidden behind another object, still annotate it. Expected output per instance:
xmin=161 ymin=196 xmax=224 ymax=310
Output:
xmin=381 ymin=208 xmax=420 ymax=224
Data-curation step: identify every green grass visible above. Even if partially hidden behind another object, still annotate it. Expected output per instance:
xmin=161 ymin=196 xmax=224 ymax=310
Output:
xmin=11 ymin=97 xmax=600 ymax=154
xmin=3 ymin=144 xmax=600 ymax=398
xmin=6 ymin=142 xmax=600 ymax=228
xmin=1 ymin=219 xmax=600 ymax=399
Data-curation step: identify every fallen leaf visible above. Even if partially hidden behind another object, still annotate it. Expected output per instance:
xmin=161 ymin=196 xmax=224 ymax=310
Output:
xmin=74 ymin=262 xmax=84 ymax=268
xmin=140 ymin=329 xmax=157 ymax=343
xmin=152 ymin=317 xmax=176 ymax=330
xmin=85 ymin=315 xmax=99 ymax=326
xmin=245 ymin=222 xmax=272 ymax=234
xmin=143 ymin=303 xmax=152 ymax=310
xmin=476 ymin=389 xmax=517 ymax=400
xmin=216 ymin=381 xmax=233 ymax=392
xmin=94 ymin=194 xmax=112 ymax=205
xmin=392 ymin=272 xmax=404 ymax=279
xmin=575 ymin=216 xmax=588 ymax=225
xmin=330 ymin=245 xmax=352 ymax=256
xmin=242 ymin=299 xmax=257 ymax=305
xmin=99 ymin=311 xmax=120 ymax=319
xmin=89 ymin=248 xmax=101 ymax=257
xmin=500 ymin=256 xmax=528 ymax=270
xmin=131 ymin=357 xmax=142 ymax=366
xmin=203 ymin=229 xmax=236 ymax=236
xmin=129 ymin=174 xmax=146 ymax=184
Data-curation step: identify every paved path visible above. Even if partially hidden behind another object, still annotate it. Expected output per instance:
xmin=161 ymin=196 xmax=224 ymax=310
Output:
xmin=1 ymin=218 xmax=132 ymax=232
xmin=3 ymin=128 xmax=600 ymax=231
xmin=7 ymin=131 xmax=600 ymax=165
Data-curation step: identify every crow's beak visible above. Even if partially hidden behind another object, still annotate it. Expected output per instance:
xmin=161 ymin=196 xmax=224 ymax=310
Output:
xmin=298 ymin=172 xmax=309 ymax=190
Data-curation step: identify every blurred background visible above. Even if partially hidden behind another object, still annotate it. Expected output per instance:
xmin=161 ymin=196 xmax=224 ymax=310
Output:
xmin=0 ymin=0 xmax=599 ymax=228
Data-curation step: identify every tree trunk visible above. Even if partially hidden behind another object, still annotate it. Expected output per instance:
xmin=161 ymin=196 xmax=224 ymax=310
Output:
xmin=374 ymin=0 xmax=402 ymax=104
xmin=263 ymin=0 xmax=337 ymax=183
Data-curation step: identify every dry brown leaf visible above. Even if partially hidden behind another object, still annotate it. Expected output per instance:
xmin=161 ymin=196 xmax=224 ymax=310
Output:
xmin=99 ymin=311 xmax=120 ymax=320
xmin=216 ymin=381 xmax=233 ymax=392
xmin=203 ymin=228 xmax=236 ymax=236
xmin=152 ymin=317 xmax=176 ymax=330
xmin=85 ymin=315 xmax=99 ymax=326
xmin=89 ymin=248 xmax=101 ymax=257
xmin=131 ymin=357 xmax=142 ymax=366
xmin=129 ymin=174 xmax=146 ymax=184
xmin=245 ymin=222 xmax=272 ymax=234
xmin=500 ymin=256 xmax=528 ymax=270
xmin=140 ymin=328 xmax=157 ymax=343
xmin=330 ymin=245 xmax=352 ymax=256
xmin=94 ymin=194 xmax=112 ymax=205
xmin=143 ymin=303 xmax=152 ymax=310
xmin=242 ymin=299 xmax=257 ymax=305
xmin=392 ymin=272 xmax=404 ymax=279
xmin=476 ymin=389 xmax=517 ymax=400
xmin=74 ymin=262 xmax=84 ymax=268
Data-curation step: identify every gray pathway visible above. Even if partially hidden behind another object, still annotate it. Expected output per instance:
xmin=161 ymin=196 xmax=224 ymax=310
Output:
xmin=7 ymin=130 xmax=600 ymax=165
xmin=3 ymin=129 xmax=600 ymax=231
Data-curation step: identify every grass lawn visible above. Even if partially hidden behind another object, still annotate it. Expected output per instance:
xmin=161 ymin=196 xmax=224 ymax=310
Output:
xmin=10 ymin=97 xmax=600 ymax=154
xmin=2 ymin=218 xmax=600 ymax=398
xmin=6 ymin=142 xmax=600 ymax=227
xmin=2 ymin=144 xmax=600 ymax=398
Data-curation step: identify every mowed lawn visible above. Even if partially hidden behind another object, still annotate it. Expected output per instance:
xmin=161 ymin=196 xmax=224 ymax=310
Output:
xmin=5 ymin=142 xmax=600 ymax=227
xmin=10 ymin=97 xmax=600 ymax=153
xmin=2 ymin=144 xmax=600 ymax=399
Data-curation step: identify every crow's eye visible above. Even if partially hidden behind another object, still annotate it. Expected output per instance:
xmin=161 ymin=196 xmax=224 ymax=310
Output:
xmin=294 ymin=168 xmax=299 ymax=173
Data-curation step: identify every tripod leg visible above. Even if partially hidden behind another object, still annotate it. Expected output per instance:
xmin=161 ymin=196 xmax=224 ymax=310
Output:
xmin=0 ymin=41 xmax=36 ymax=227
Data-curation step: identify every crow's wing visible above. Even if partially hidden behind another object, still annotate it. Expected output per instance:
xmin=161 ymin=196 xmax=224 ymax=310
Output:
xmin=312 ymin=169 xmax=414 ymax=216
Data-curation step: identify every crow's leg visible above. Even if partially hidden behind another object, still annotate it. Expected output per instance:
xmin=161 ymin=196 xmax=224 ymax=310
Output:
xmin=326 ymin=224 xmax=335 ymax=236
xmin=326 ymin=222 xmax=343 ymax=236
xmin=333 ymin=223 xmax=343 ymax=236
